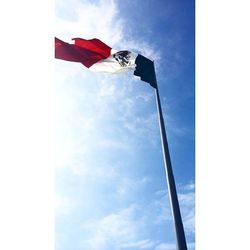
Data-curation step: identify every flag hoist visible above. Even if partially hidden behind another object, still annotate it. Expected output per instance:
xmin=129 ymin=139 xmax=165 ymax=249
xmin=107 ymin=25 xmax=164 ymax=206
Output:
xmin=55 ymin=37 xmax=188 ymax=250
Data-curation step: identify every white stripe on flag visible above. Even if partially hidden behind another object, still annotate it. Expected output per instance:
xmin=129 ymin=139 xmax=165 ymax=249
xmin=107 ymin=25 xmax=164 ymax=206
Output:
xmin=89 ymin=50 xmax=138 ymax=74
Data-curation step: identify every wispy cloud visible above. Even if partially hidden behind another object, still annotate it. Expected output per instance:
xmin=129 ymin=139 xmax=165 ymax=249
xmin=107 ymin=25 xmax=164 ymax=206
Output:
xmin=82 ymin=204 xmax=153 ymax=249
xmin=116 ymin=176 xmax=150 ymax=199
xmin=178 ymin=183 xmax=195 ymax=235
xmin=121 ymin=239 xmax=158 ymax=249
xmin=153 ymin=182 xmax=195 ymax=235
xmin=155 ymin=241 xmax=195 ymax=250
xmin=160 ymin=97 xmax=192 ymax=139
xmin=55 ymin=0 xmax=123 ymax=45
xmin=79 ymin=194 xmax=194 ymax=249
xmin=155 ymin=243 xmax=176 ymax=250
xmin=55 ymin=194 xmax=76 ymax=217
xmin=55 ymin=74 xmax=159 ymax=177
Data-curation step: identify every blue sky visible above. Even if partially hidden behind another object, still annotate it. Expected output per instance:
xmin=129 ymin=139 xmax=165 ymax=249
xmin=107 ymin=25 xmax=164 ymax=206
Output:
xmin=55 ymin=0 xmax=195 ymax=249
xmin=2 ymin=1 xmax=250 ymax=250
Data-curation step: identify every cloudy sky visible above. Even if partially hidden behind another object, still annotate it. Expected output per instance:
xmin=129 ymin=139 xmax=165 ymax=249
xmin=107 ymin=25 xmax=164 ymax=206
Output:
xmin=1 ymin=1 xmax=250 ymax=250
xmin=54 ymin=0 xmax=195 ymax=250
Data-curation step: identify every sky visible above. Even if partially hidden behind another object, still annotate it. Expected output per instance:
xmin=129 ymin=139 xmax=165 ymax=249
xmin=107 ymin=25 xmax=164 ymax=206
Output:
xmin=55 ymin=0 xmax=195 ymax=249
xmin=1 ymin=1 xmax=250 ymax=250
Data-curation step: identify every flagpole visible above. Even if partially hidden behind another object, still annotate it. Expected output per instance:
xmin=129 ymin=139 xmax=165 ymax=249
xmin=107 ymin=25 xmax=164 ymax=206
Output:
xmin=154 ymin=78 xmax=188 ymax=250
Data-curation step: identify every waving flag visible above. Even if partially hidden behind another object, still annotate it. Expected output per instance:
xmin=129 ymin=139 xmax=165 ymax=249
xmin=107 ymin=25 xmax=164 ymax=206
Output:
xmin=55 ymin=37 xmax=156 ymax=88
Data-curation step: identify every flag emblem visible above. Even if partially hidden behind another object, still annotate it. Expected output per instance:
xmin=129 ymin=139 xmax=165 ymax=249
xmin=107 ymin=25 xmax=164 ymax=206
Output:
xmin=113 ymin=51 xmax=132 ymax=67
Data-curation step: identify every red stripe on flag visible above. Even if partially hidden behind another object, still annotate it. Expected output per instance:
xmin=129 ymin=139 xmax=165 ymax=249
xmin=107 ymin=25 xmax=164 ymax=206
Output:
xmin=55 ymin=37 xmax=111 ymax=68
xmin=73 ymin=38 xmax=111 ymax=58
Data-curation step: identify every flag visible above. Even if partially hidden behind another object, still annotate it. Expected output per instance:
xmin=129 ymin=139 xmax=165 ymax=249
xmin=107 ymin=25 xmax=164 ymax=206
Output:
xmin=55 ymin=37 xmax=156 ymax=88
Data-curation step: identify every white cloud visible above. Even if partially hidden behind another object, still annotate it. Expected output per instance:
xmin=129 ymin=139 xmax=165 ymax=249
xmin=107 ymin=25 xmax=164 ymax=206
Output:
xmin=180 ymin=182 xmax=195 ymax=191
xmin=79 ymin=192 xmax=194 ymax=249
xmin=154 ymin=242 xmax=195 ymax=250
xmin=55 ymin=73 xmax=159 ymax=178
xmin=155 ymin=243 xmax=176 ymax=250
xmin=116 ymin=176 xmax=150 ymax=199
xmin=153 ymin=193 xmax=172 ymax=224
xmin=122 ymin=113 xmax=158 ymax=143
xmin=153 ymin=182 xmax=195 ymax=235
xmin=159 ymin=95 xmax=194 ymax=143
xmin=98 ymin=82 xmax=116 ymax=97
xmin=55 ymin=194 xmax=76 ymax=216
xmin=121 ymin=239 xmax=158 ymax=249
xmin=187 ymin=242 xmax=195 ymax=250
xmin=82 ymin=204 xmax=150 ymax=249
xmin=155 ymin=241 xmax=195 ymax=250
xmin=55 ymin=0 xmax=123 ymax=45
xmin=178 ymin=182 xmax=195 ymax=235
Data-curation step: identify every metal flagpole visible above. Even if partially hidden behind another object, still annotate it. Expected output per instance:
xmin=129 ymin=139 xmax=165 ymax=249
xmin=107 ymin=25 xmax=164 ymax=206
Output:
xmin=154 ymin=71 xmax=188 ymax=250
